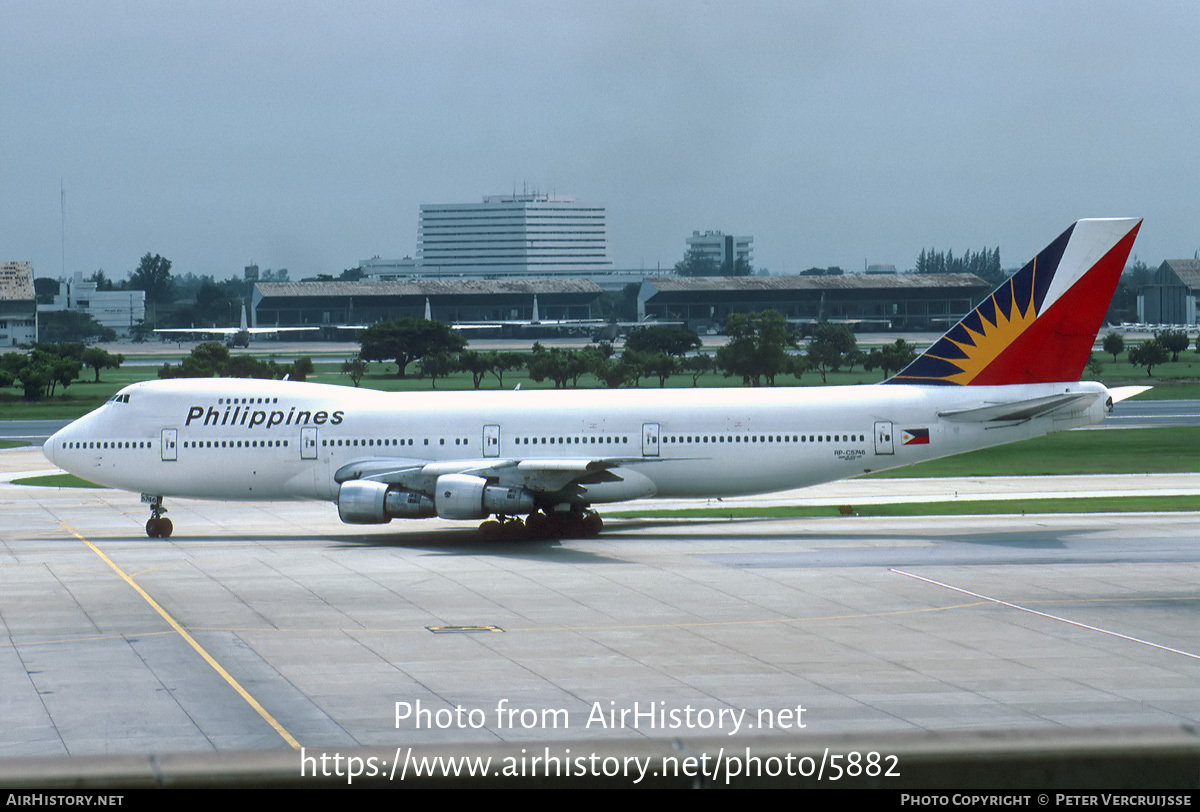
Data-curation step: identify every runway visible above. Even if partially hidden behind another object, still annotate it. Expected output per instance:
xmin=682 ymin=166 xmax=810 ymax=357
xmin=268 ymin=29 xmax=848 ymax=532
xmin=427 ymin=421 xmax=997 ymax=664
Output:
xmin=2 ymin=450 xmax=1198 ymax=758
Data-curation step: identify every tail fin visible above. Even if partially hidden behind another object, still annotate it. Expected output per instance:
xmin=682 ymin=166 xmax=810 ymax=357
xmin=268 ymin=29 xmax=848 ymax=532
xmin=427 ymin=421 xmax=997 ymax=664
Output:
xmin=887 ymin=218 xmax=1141 ymax=386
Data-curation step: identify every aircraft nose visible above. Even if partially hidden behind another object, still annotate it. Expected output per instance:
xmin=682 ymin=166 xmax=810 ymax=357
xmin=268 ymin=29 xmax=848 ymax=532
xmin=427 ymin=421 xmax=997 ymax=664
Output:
xmin=43 ymin=425 xmax=66 ymax=468
xmin=43 ymin=429 xmax=63 ymax=467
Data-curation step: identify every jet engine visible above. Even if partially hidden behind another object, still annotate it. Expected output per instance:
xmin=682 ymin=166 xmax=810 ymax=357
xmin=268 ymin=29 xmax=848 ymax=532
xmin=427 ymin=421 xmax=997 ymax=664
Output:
xmin=434 ymin=474 xmax=536 ymax=520
xmin=337 ymin=480 xmax=437 ymax=524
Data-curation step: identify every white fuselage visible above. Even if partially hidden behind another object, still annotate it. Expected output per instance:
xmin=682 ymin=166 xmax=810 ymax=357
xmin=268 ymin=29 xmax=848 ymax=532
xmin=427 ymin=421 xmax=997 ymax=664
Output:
xmin=44 ymin=377 xmax=1113 ymax=514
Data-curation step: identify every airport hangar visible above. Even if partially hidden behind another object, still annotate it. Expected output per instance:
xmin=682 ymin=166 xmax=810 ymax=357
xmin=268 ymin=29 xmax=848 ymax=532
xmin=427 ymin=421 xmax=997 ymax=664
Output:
xmin=1138 ymin=259 xmax=1200 ymax=326
xmin=250 ymin=273 xmax=994 ymax=336
xmin=637 ymin=273 xmax=991 ymax=333
xmin=250 ymin=278 xmax=604 ymax=334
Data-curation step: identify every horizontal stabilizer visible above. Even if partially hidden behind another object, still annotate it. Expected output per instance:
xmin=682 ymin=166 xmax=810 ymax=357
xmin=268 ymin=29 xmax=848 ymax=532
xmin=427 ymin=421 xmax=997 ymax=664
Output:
xmin=1107 ymin=385 xmax=1152 ymax=404
xmin=938 ymin=392 xmax=1101 ymax=422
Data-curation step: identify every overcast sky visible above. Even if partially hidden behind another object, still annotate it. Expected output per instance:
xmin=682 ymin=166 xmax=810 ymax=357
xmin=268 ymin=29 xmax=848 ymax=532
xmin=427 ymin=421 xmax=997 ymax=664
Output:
xmin=3 ymin=1 xmax=1197 ymax=282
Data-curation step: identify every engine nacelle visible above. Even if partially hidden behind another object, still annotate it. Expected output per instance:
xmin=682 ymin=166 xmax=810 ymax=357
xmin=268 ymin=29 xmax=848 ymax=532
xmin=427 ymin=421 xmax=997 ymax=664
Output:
xmin=435 ymin=474 xmax=536 ymax=520
xmin=338 ymin=480 xmax=437 ymax=524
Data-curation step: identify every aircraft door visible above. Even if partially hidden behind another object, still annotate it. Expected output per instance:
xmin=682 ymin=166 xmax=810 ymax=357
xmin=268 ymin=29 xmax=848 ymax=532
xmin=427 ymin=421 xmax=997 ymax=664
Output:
xmin=483 ymin=424 xmax=500 ymax=458
xmin=161 ymin=428 xmax=177 ymax=462
xmin=301 ymin=427 xmax=318 ymax=460
xmin=641 ymin=422 xmax=660 ymax=457
xmin=874 ymin=421 xmax=894 ymax=455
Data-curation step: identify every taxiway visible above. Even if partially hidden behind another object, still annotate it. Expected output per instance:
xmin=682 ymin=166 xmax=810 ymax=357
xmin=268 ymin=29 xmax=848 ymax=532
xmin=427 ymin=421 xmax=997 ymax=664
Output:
xmin=1 ymin=447 xmax=1198 ymax=757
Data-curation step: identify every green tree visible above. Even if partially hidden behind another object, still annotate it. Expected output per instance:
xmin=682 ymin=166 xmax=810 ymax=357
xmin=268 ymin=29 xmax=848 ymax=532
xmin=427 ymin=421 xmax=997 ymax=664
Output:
xmin=674 ymin=248 xmax=720 ymax=277
xmin=15 ymin=356 xmax=53 ymax=400
xmin=806 ymin=323 xmax=858 ymax=383
xmin=641 ymin=352 xmax=678 ymax=387
xmin=715 ymin=310 xmax=798 ymax=386
xmin=723 ymin=257 xmax=753 ymax=276
xmin=681 ymin=353 xmax=714 ymax=386
xmin=486 ymin=352 xmax=526 ymax=388
xmin=594 ymin=358 xmax=634 ymax=388
xmin=33 ymin=277 xmax=60 ymax=304
xmin=223 ymin=355 xmax=282 ymax=379
xmin=129 ymin=253 xmax=175 ymax=304
xmin=1129 ymin=339 xmax=1169 ymax=377
xmin=417 ymin=352 xmax=457 ymax=388
xmin=788 ymin=354 xmax=810 ymax=381
xmin=457 ymin=350 xmax=492 ymax=389
xmin=359 ymin=318 xmax=467 ymax=378
xmin=863 ymin=339 xmax=918 ymax=380
xmin=10 ymin=346 xmax=83 ymax=400
xmin=81 ymin=347 xmax=125 ymax=382
xmin=89 ymin=269 xmax=116 ymax=291
xmin=1155 ymin=329 xmax=1189 ymax=363
xmin=341 ymin=358 xmax=367 ymax=387
xmin=624 ymin=325 xmax=702 ymax=357
xmin=527 ymin=343 xmax=572 ymax=389
xmin=526 ymin=343 xmax=599 ymax=389
xmin=1102 ymin=332 xmax=1125 ymax=363
xmin=158 ymin=341 xmax=230 ymax=378
xmin=288 ymin=356 xmax=314 ymax=382
xmin=38 ymin=310 xmax=116 ymax=343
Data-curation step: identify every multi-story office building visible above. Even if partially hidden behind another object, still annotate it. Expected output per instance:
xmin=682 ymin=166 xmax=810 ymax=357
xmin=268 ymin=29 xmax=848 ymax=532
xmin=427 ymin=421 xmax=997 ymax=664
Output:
xmin=40 ymin=272 xmax=146 ymax=337
xmin=0 ymin=261 xmax=36 ymax=346
xmin=416 ymin=193 xmax=612 ymax=277
xmin=685 ymin=230 xmax=754 ymax=270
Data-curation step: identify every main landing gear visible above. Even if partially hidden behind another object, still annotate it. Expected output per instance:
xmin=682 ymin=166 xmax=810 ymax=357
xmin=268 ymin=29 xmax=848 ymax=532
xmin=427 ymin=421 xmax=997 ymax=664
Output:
xmin=478 ymin=507 xmax=604 ymax=541
xmin=142 ymin=494 xmax=173 ymax=538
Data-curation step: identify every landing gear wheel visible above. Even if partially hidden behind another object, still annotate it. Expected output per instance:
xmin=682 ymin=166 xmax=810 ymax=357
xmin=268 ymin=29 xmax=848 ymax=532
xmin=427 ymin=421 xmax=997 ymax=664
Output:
xmin=581 ymin=511 xmax=603 ymax=537
xmin=479 ymin=516 xmax=526 ymax=541
xmin=143 ymin=494 xmax=171 ymax=538
xmin=525 ymin=512 xmax=551 ymax=539
xmin=497 ymin=516 xmax=526 ymax=541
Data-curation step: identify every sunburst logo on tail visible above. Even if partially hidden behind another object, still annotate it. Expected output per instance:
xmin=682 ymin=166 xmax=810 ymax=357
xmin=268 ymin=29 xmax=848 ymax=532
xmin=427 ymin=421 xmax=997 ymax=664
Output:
xmin=920 ymin=269 xmax=1042 ymax=385
xmin=887 ymin=219 xmax=1140 ymax=386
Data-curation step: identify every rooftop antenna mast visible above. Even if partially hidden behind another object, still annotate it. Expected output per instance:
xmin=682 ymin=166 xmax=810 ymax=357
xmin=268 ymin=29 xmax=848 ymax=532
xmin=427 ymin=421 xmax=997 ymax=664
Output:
xmin=60 ymin=178 xmax=66 ymax=278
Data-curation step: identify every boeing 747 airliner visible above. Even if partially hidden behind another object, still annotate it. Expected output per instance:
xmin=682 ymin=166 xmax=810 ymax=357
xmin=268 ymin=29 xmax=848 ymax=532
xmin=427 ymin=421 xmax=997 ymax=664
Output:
xmin=44 ymin=218 xmax=1144 ymax=539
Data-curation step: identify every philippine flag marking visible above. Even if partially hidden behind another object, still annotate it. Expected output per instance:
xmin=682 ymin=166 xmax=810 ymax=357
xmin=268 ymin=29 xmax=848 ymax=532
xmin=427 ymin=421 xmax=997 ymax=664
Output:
xmin=902 ymin=428 xmax=930 ymax=446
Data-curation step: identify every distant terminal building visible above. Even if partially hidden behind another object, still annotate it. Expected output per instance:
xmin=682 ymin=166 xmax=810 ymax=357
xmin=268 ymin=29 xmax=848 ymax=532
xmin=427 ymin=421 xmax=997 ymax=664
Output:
xmin=865 ymin=263 xmax=897 ymax=275
xmin=413 ymin=193 xmax=612 ymax=278
xmin=40 ymin=272 xmax=146 ymax=337
xmin=685 ymin=230 xmax=753 ymax=268
xmin=359 ymin=256 xmax=419 ymax=279
xmin=0 ymin=261 xmax=37 ymax=346
xmin=252 ymin=278 xmax=603 ymax=330
xmin=1138 ymin=259 xmax=1200 ymax=325
xmin=638 ymin=274 xmax=990 ymax=332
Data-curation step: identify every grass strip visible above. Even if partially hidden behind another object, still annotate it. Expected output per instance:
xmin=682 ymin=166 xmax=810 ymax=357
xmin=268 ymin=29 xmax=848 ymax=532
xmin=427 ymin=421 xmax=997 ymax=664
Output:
xmin=610 ymin=495 xmax=1197 ymax=519
xmin=867 ymin=426 xmax=1200 ymax=478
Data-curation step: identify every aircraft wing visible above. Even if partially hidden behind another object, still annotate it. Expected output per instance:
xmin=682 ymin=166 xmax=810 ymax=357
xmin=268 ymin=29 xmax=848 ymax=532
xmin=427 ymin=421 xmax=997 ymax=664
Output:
xmin=333 ymin=456 xmax=641 ymax=495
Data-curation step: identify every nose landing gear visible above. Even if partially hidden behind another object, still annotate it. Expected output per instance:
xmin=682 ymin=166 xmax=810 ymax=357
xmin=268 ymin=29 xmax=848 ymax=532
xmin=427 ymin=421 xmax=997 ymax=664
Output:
xmin=142 ymin=494 xmax=173 ymax=538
